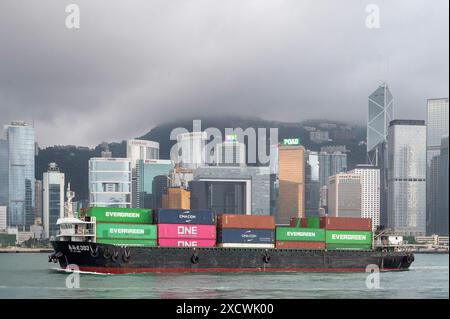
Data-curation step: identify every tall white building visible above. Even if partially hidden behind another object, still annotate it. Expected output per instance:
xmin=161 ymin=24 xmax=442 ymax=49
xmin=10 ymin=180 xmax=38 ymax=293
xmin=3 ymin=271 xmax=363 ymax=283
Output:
xmin=328 ymin=173 xmax=361 ymax=218
xmin=126 ymin=139 xmax=159 ymax=207
xmin=89 ymin=157 xmax=132 ymax=208
xmin=349 ymin=165 xmax=380 ymax=230
xmin=0 ymin=206 xmax=7 ymax=231
xmin=388 ymin=120 xmax=426 ymax=236
xmin=126 ymin=139 xmax=159 ymax=169
xmin=174 ymin=132 xmax=207 ymax=169
xmin=214 ymin=140 xmax=246 ymax=166
xmin=43 ymin=163 xmax=65 ymax=239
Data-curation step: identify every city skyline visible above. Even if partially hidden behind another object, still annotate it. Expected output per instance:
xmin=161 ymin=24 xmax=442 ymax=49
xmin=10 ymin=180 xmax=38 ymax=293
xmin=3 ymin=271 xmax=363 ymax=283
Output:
xmin=0 ymin=0 xmax=448 ymax=147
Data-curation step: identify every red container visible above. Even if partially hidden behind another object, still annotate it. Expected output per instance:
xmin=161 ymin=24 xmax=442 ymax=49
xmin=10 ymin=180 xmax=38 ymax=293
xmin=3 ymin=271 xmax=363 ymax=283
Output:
xmin=276 ymin=241 xmax=326 ymax=249
xmin=320 ymin=217 xmax=372 ymax=231
xmin=289 ymin=218 xmax=307 ymax=228
xmin=158 ymin=238 xmax=216 ymax=247
xmin=217 ymin=214 xmax=275 ymax=230
xmin=157 ymin=224 xmax=216 ymax=239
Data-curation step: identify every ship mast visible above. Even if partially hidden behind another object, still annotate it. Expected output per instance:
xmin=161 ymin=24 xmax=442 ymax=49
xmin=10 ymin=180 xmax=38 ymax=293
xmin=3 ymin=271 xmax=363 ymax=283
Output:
xmin=65 ymin=183 xmax=75 ymax=218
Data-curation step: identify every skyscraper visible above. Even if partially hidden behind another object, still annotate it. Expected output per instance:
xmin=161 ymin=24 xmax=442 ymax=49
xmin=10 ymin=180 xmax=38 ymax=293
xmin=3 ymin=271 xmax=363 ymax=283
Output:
xmin=277 ymin=142 xmax=305 ymax=224
xmin=367 ymin=83 xmax=394 ymax=228
xmin=34 ymin=180 xmax=43 ymax=225
xmin=387 ymin=120 xmax=426 ymax=236
xmin=318 ymin=150 xmax=347 ymax=188
xmin=426 ymin=98 xmax=449 ymax=235
xmin=0 ymin=139 xmax=8 ymax=206
xmin=5 ymin=121 xmax=35 ymax=230
xmin=43 ymin=163 xmax=65 ymax=238
xmin=136 ymin=159 xmax=174 ymax=208
xmin=175 ymin=132 xmax=207 ymax=169
xmin=437 ymin=136 xmax=449 ymax=235
xmin=126 ymin=139 xmax=160 ymax=207
xmin=304 ymin=150 xmax=320 ymax=217
xmin=89 ymin=157 xmax=132 ymax=208
xmin=349 ymin=165 xmax=380 ymax=230
xmin=328 ymin=173 xmax=362 ymax=218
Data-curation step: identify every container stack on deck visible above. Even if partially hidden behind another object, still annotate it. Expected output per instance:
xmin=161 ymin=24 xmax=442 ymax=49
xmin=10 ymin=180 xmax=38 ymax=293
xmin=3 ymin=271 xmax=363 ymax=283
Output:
xmin=279 ymin=216 xmax=373 ymax=250
xmin=321 ymin=217 xmax=372 ymax=250
xmin=155 ymin=209 xmax=217 ymax=247
xmin=216 ymin=214 xmax=275 ymax=248
xmin=87 ymin=207 xmax=157 ymax=247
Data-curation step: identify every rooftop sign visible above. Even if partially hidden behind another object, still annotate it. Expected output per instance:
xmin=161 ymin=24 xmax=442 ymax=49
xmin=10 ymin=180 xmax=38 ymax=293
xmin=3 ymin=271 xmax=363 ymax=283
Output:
xmin=281 ymin=138 xmax=300 ymax=146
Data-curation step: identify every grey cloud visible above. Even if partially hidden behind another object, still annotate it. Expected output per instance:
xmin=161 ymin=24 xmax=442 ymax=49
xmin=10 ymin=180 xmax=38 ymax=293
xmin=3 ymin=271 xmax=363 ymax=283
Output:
xmin=0 ymin=0 xmax=448 ymax=146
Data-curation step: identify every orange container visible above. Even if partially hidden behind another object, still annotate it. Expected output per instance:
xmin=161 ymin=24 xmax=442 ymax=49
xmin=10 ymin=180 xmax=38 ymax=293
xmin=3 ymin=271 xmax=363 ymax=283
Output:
xmin=217 ymin=214 xmax=275 ymax=230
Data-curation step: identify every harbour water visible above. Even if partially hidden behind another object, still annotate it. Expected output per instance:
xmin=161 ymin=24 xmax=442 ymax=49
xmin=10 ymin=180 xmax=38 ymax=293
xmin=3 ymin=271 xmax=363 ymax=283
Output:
xmin=0 ymin=253 xmax=447 ymax=299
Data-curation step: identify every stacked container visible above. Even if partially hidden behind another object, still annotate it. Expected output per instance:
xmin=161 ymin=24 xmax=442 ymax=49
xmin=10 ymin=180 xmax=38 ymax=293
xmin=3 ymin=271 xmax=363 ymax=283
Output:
xmin=275 ymin=227 xmax=326 ymax=249
xmin=217 ymin=214 xmax=275 ymax=248
xmin=155 ymin=209 xmax=216 ymax=247
xmin=87 ymin=207 xmax=157 ymax=247
xmin=321 ymin=217 xmax=373 ymax=250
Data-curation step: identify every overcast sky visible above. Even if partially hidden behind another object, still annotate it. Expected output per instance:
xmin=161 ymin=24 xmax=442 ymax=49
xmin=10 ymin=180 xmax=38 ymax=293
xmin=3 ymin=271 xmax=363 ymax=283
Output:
xmin=0 ymin=0 xmax=448 ymax=147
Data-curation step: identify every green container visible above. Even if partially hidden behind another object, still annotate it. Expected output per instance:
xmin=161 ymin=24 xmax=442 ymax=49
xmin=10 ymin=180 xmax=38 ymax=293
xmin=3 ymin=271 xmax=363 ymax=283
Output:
xmin=96 ymin=223 xmax=157 ymax=240
xmin=326 ymin=244 xmax=372 ymax=251
xmin=276 ymin=227 xmax=325 ymax=242
xmin=306 ymin=217 xmax=321 ymax=229
xmin=325 ymin=230 xmax=373 ymax=245
xmin=87 ymin=207 xmax=153 ymax=224
xmin=96 ymin=238 xmax=157 ymax=247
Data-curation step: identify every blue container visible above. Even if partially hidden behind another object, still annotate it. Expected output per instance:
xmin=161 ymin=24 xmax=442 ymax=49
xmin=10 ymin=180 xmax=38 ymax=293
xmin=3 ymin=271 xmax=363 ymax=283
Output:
xmin=154 ymin=209 xmax=216 ymax=225
xmin=217 ymin=228 xmax=275 ymax=244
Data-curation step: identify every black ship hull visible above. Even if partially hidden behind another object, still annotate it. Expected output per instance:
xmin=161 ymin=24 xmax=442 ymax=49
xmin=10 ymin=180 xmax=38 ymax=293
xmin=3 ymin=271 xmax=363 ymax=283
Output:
xmin=50 ymin=241 xmax=414 ymax=274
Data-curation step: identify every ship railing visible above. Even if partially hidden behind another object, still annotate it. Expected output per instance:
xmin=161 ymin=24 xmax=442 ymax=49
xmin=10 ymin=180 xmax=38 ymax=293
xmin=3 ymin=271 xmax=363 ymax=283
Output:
xmin=57 ymin=229 xmax=95 ymax=236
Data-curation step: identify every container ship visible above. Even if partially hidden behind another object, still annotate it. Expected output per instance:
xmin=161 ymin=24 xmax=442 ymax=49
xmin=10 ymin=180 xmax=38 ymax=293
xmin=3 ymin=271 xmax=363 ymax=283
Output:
xmin=49 ymin=196 xmax=414 ymax=274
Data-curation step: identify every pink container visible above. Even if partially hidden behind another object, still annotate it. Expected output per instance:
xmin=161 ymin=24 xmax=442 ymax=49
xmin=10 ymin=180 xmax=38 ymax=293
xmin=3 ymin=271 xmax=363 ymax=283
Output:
xmin=157 ymin=224 xmax=217 ymax=239
xmin=158 ymin=238 xmax=216 ymax=247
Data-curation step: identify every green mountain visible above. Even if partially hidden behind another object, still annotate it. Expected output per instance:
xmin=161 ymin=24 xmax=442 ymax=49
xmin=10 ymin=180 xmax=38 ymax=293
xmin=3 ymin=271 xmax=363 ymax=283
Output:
xmin=35 ymin=117 xmax=367 ymax=201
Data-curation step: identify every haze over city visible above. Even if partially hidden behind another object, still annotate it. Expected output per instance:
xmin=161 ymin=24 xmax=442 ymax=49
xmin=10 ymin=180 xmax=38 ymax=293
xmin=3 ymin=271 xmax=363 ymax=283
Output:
xmin=0 ymin=0 xmax=448 ymax=147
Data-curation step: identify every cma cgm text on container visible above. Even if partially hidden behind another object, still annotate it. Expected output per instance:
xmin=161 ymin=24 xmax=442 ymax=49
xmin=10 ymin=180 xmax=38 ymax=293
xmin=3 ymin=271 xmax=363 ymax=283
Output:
xmin=154 ymin=209 xmax=216 ymax=225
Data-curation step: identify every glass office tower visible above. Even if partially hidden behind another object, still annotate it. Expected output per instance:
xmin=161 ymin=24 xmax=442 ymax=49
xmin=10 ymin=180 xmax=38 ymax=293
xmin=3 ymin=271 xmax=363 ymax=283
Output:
xmin=426 ymin=98 xmax=449 ymax=235
xmin=367 ymin=83 xmax=394 ymax=228
xmin=387 ymin=120 xmax=426 ymax=236
xmin=89 ymin=158 xmax=132 ymax=208
xmin=5 ymin=122 xmax=35 ymax=230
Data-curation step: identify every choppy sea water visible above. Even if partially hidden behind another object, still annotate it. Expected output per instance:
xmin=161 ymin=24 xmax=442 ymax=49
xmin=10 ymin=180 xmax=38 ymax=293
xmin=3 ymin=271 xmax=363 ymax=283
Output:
xmin=0 ymin=253 xmax=447 ymax=299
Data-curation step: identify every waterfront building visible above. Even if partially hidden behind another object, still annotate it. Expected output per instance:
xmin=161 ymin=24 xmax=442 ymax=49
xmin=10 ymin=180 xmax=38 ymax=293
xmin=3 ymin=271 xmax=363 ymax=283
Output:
xmin=43 ymin=163 xmax=65 ymax=239
xmin=190 ymin=166 xmax=271 ymax=216
xmin=387 ymin=120 xmax=426 ymax=236
xmin=4 ymin=121 xmax=35 ymax=230
xmin=327 ymin=173 xmax=362 ymax=218
xmin=367 ymin=83 xmax=394 ymax=228
xmin=277 ymin=141 xmax=305 ymax=224
xmin=135 ymin=159 xmax=174 ymax=208
xmin=426 ymin=98 xmax=449 ymax=235
xmin=88 ymin=157 xmax=132 ymax=208
xmin=349 ymin=165 xmax=380 ymax=230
